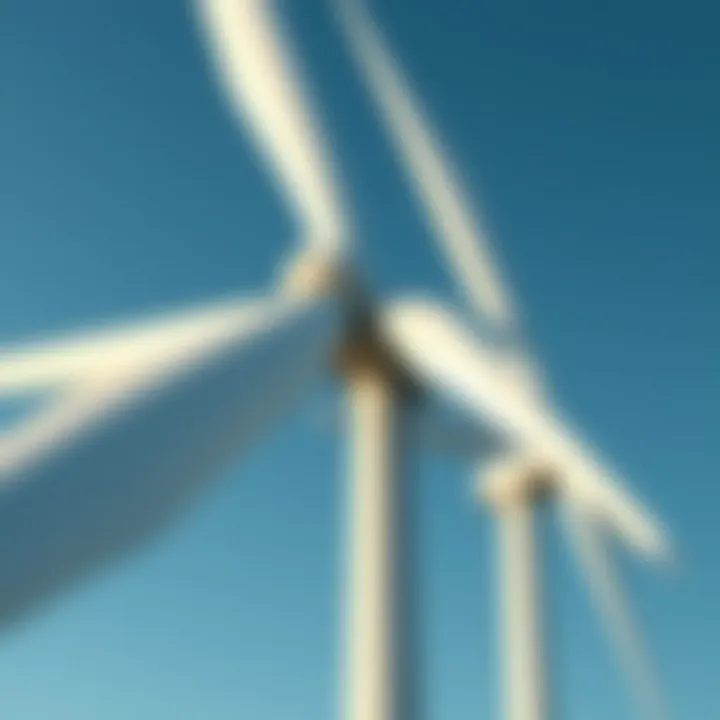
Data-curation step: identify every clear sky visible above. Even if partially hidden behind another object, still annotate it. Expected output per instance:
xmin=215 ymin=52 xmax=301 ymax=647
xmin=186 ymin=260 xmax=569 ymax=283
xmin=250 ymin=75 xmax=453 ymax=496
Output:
xmin=1 ymin=1 xmax=718 ymax=718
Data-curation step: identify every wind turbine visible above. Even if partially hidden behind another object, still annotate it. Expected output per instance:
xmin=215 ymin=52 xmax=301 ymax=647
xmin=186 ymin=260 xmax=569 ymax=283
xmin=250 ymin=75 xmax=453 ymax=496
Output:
xmin=334 ymin=2 xmax=670 ymax=719
xmin=0 ymin=3 xmax=669 ymax=720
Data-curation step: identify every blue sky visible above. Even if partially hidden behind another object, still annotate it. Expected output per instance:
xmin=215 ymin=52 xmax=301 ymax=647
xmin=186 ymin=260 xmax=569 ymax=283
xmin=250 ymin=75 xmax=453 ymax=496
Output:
xmin=1 ymin=0 xmax=718 ymax=717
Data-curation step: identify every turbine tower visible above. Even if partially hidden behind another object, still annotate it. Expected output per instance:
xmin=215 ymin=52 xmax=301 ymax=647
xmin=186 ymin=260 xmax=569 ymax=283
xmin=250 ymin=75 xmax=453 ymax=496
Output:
xmin=0 ymin=2 xmax=670 ymax=720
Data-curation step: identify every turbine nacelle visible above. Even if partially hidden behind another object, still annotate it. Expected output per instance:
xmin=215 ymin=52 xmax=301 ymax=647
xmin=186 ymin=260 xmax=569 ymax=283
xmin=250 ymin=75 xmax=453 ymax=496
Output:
xmin=277 ymin=249 xmax=358 ymax=302
xmin=480 ymin=454 xmax=558 ymax=511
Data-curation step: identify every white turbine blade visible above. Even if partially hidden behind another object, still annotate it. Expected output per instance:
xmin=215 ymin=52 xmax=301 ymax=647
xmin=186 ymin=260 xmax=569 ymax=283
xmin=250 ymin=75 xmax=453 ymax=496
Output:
xmin=0 ymin=293 xmax=274 ymax=394
xmin=381 ymin=297 xmax=669 ymax=560
xmin=195 ymin=0 xmax=349 ymax=253
xmin=0 ymin=294 xmax=339 ymax=470
xmin=335 ymin=0 xmax=515 ymax=330
xmin=561 ymin=502 xmax=668 ymax=719
xmin=0 ymin=294 xmax=340 ymax=625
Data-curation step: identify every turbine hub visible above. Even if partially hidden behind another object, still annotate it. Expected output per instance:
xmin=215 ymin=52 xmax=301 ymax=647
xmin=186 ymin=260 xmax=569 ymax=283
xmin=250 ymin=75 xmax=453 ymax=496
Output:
xmin=481 ymin=454 xmax=558 ymax=510
xmin=277 ymin=250 xmax=355 ymax=301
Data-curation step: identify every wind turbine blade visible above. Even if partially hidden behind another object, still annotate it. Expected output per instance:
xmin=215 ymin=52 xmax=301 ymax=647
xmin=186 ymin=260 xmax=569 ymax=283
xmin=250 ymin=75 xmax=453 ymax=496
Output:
xmin=560 ymin=502 xmax=668 ymax=719
xmin=335 ymin=0 xmax=516 ymax=331
xmin=381 ymin=297 xmax=669 ymax=560
xmin=195 ymin=0 xmax=349 ymax=253
xmin=0 ymin=294 xmax=340 ymax=626
xmin=0 ymin=293 xmax=274 ymax=394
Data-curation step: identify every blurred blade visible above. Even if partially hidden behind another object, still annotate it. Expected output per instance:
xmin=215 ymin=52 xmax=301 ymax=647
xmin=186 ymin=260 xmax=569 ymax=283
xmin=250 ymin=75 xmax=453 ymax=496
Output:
xmin=0 ymin=294 xmax=340 ymax=625
xmin=335 ymin=0 xmax=515 ymax=331
xmin=1 ymin=295 xmax=339 ymax=468
xmin=561 ymin=501 xmax=668 ymax=719
xmin=0 ymin=294 xmax=283 ymax=394
xmin=381 ymin=297 xmax=668 ymax=560
xmin=195 ymin=0 xmax=349 ymax=253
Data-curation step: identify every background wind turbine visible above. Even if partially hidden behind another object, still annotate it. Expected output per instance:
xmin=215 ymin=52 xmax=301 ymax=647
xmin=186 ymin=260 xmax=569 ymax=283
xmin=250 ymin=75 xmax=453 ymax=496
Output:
xmin=0 ymin=3 xmax=670 ymax=720
xmin=334 ymin=2 xmax=670 ymax=718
